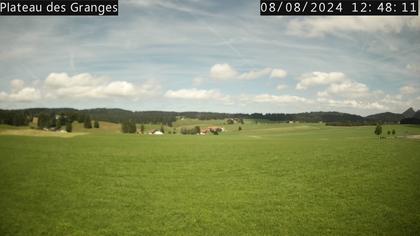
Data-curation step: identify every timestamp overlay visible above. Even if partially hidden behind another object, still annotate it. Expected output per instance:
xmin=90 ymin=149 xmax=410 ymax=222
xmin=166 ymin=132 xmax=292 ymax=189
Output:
xmin=260 ymin=0 xmax=418 ymax=16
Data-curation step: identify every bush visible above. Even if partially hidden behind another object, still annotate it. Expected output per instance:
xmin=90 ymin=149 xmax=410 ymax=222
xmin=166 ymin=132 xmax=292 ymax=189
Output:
xmin=121 ymin=120 xmax=136 ymax=133
xmin=180 ymin=127 xmax=200 ymax=135
xmin=65 ymin=122 xmax=72 ymax=133
xmin=84 ymin=116 xmax=92 ymax=129
xmin=374 ymin=124 xmax=382 ymax=138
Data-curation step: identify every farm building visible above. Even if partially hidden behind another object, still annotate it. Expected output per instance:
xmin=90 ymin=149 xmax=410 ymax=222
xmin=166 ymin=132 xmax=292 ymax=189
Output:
xmin=148 ymin=129 xmax=163 ymax=135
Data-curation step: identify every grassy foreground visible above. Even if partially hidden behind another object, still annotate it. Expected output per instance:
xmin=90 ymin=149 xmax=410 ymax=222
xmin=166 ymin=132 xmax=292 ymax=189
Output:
xmin=0 ymin=123 xmax=419 ymax=235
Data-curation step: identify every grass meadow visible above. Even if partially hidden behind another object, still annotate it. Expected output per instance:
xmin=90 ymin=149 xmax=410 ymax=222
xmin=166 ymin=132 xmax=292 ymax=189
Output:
xmin=0 ymin=122 xmax=419 ymax=235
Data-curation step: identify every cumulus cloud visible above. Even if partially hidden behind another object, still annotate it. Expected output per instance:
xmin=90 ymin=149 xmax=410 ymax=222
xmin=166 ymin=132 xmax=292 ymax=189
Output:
xmin=164 ymin=88 xmax=229 ymax=101
xmin=296 ymin=72 xmax=345 ymax=90
xmin=8 ymin=87 xmax=41 ymax=102
xmin=210 ymin=64 xmax=239 ymax=80
xmin=239 ymin=94 xmax=309 ymax=104
xmin=253 ymin=94 xmax=308 ymax=103
xmin=400 ymin=85 xmax=417 ymax=95
xmin=45 ymin=73 xmax=103 ymax=89
xmin=210 ymin=64 xmax=287 ymax=81
xmin=238 ymin=68 xmax=272 ymax=80
xmin=317 ymin=97 xmax=387 ymax=110
xmin=1 ymin=73 xmax=162 ymax=104
xmin=318 ymin=80 xmax=370 ymax=98
xmin=270 ymin=69 xmax=287 ymax=79
xmin=287 ymin=16 xmax=420 ymax=37
xmin=44 ymin=73 xmax=159 ymax=99
xmin=0 ymin=80 xmax=41 ymax=102
xmin=10 ymin=79 xmax=25 ymax=92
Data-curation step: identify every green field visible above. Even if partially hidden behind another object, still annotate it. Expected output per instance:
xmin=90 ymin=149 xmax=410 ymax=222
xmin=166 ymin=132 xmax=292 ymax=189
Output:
xmin=1 ymin=122 xmax=420 ymax=235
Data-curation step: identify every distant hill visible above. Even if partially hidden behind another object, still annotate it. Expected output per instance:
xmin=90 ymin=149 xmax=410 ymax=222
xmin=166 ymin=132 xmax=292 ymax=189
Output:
xmin=414 ymin=110 xmax=420 ymax=119
xmin=399 ymin=108 xmax=420 ymax=124
xmin=400 ymin=117 xmax=420 ymax=124
xmin=0 ymin=107 xmax=418 ymax=126
xmin=402 ymin=107 xmax=416 ymax=118
xmin=365 ymin=112 xmax=404 ymax=123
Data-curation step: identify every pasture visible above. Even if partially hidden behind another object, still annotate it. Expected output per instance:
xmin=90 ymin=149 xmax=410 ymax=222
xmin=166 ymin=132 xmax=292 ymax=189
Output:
xmin=0 ymin=122 xmax=419 ymax=235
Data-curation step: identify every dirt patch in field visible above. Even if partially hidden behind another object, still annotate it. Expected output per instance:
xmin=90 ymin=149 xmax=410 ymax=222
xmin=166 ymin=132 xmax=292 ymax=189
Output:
xmin=0 ymin=129 xmax=87 ymax=138
xmin=406 ymin=135 xmax=420 ymax=139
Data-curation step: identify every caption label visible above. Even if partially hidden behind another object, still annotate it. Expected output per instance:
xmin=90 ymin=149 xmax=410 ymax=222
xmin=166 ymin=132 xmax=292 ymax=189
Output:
xmin=0 ymin=0 xmax=118 ymax=16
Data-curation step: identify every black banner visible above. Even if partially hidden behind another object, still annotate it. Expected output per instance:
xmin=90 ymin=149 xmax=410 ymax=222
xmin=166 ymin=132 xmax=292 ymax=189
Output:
xmin=0 ymin=0 xmax=118 ymax=16
xmin=260 ymin=0 xmax=418 ymax=16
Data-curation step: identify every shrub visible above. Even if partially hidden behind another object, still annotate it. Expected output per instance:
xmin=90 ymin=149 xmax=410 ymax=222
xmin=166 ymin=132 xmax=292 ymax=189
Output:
xmin=84 ymin=116 xmax=92 ymax=129
xmin=374 ymin=124 xmax=382 ymax=138
xmin=65 ymin=122 xmax=72 ymax=133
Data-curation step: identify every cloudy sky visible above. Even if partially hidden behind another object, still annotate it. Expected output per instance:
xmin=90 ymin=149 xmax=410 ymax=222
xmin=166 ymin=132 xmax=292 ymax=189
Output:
xmin=1 ymin=0 xmax=419 ymax=115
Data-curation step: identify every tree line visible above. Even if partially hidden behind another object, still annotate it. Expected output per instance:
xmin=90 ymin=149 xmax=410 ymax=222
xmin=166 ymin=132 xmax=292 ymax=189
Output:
xmin=1 ymin=108 xmax=419 ymax=127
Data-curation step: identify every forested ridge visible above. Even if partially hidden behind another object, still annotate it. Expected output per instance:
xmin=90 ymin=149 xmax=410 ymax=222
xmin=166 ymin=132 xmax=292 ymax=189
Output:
xmin=1 ymin=107 xmax=419 ymax=127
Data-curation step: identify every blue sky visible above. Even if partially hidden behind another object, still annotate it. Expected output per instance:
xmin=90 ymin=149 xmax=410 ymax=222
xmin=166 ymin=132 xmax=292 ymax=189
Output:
xmin=0 ymin=0 xmax=419 ymax=115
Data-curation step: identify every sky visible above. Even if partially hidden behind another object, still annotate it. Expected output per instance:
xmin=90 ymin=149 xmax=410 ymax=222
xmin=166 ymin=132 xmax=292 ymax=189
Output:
xmin=0 ymin=0 xmax=420 ymax=116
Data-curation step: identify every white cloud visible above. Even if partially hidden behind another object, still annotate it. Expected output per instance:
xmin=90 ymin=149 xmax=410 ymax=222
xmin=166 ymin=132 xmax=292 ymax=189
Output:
xmin=320 ymin=80 xmax=370 ymax=98
xmin=296 ymin=72 xmax=345 ymax=90
xmin=101 ymin=81 xmax=137 ymax=97
xmin=164 ymin=88 xmax=229 ymax=101
xmin=1 ymin=73 xmax=161 ymax=104
xmin=210 ymin=64 xmax=287 ymax=81
xmin=0 ymin=80 xmax=41 ymax=102
xmin=400 ymin=85 xmax=417 ymax=95
xmin=270 ymin=69 xmax=287 ymax=79
xmin=249 ymin=94 xmax=309 ymax=104
xmin=0 ymin=92 xmax=7 ymax=101
xmin=380 ymin=94 xmax=410 ymax=109
xmin=136 ymin=80 xmax=162 ymax=96
xmin=10 ymin=79 xmax=25 ymax=92
xmin=317 ymin=97 xmax=387 ymax=110
xmin=288 ymin=16 xmax=420 ymax=37
xmin=44 ymin=73 xmax=159 ymax=99
xmin=210 ymin=64 xmax=239 ymax=80
xmin=8 ymin=87 xmax=41 ymax=102
xmin=238 ymin=68 xmax=272 ymax=80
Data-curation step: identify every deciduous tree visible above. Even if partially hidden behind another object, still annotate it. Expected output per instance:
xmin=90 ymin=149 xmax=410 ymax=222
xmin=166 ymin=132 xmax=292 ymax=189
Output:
xmin=374 ymin=124 xmax=382 ymax=138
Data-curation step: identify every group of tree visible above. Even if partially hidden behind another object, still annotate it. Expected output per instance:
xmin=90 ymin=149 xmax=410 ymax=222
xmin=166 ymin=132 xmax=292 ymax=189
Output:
xmin=36 ymin=112 xmax=75 ymax=132
xmin=121 ymin=120 xmax=137 ymax=133
xmin=400 ymin=117 xmax=420 ymax=124
xmin=374 ymin=124 xmax=396 ymax=139
xmin=180 ymin=126 xmax=201 ymax=135
xmin=0 ymin=110 xmax=30 ymax=126
xmin=1 ymin=107 xmax=420 ymax=128
xmin=84 ymin=116 xmax=92 ymax=129
xmin=36 ymin=112 xmax=100 ymax=132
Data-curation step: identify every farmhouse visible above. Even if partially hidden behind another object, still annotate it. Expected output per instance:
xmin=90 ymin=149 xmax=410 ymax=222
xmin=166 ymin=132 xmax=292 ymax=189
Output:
xmin=148 ymin=129 xmax=163 ymax=135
